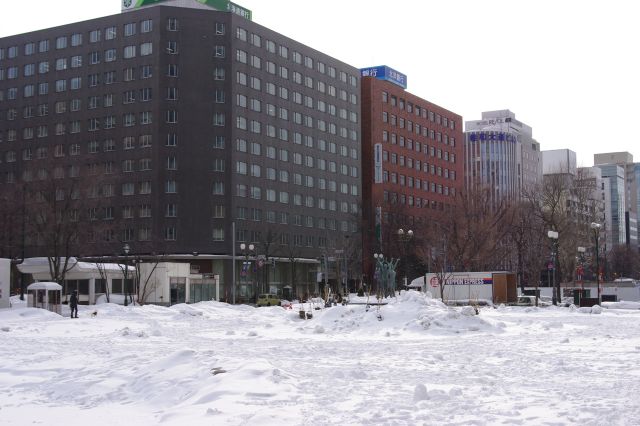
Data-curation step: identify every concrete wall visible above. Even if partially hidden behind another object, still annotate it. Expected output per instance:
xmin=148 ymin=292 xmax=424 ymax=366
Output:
xmin=0 ymin=259 xmax=10 ymax=308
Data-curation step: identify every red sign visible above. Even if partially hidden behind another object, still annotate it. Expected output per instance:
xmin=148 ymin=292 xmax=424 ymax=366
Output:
xmin=430 ymin=277 xmax=439 ymax=288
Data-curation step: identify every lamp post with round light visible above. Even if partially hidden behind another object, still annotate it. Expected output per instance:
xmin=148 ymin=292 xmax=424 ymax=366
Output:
xmin=239 ymin=243 xmax=255 ymax=302
xmin=396 ymin=228 xmax=414 ymax=289
xmin=373 ymin=253 xmax=384 ymax=295
xmin=547 ymin=231 xmax=559 ymax=305
xmin=123 ymin=243 xmax=130 ymax=307
xmin=590 ymin=222 xmax=602 ymax=303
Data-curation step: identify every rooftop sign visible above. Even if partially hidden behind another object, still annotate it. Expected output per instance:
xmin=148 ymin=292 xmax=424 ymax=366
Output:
xmin=122 ymin=0 xmax=252 ymax=20
xmin=360 ymin=65 xmax=407 ymax=89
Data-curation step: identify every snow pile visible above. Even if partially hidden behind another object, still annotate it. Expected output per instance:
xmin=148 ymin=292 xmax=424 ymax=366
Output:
xmin=602 ymin=301 xmax=640 ymax=310
xmin=296 ymin=290 xmax=498 ymax=335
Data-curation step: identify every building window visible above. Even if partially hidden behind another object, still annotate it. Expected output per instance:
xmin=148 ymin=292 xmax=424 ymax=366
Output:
xmin=39 ymin=40 xmax=50 ymax=53
xmin=140 ymin=42 xmax=153 ymax=56
xmin=123 ymin=46 xmax=135 ymax=59
xmin=166 ymin=64 xmax=178 ymax=78
xmin=214 ymin=113 xmax=225 ymax=126
xmin=167 ymin=18 xmax=178 ymax=31
xmin=166 ymin=204 xmax=177 ymax=217
xmin=166 ymin=41 xmax=178 ymax=54
xmin=55 ymin=36 xmax=67 ymax=50
xmin=124 ymin=23 xmax=136 ymax=37
xmin=142 ymin=65 xmax=153 ymax=78
xmin=141 ymin=19 xmax=153 ymax=33
xmin=212 ymin=229 xmax=224 ymax=242
xmin=165 ymin=180 xmax=177 ymax=194
xmin=71 ymin=33 xmax=82 ymax=46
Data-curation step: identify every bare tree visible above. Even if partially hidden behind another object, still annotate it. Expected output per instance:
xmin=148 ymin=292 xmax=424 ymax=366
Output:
xmin=256 ymin=228 xmax=279 ymax=295
xmin=23 ymin=175 xmax=90 ymax=283
xmin=524 ymin=167 xmax=604 ymax=302
xmin=609 ymin=245 xmax=640 ymax=279
xmin=416 ymin=186 xmax=512 ymax=274
xmin=93 ymin=261 xmax=112 ymax=303
xmin=135 ymin=254 xmax=164 ymax=305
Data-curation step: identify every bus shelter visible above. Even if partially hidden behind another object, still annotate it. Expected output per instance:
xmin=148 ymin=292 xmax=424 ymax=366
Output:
xmin=27 ymin=282 xmax=62 ymax=314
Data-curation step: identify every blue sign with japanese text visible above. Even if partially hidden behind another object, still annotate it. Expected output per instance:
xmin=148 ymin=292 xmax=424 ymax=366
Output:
xmin=360 ymin=65 xmax=407 ymax=89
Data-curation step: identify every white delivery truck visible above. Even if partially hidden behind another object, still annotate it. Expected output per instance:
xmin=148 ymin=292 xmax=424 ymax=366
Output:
xmin=410 ymin=271 xmax=517 ymax=305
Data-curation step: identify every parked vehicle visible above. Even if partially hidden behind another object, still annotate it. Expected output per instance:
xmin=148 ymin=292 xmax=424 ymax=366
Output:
xmin=256 ymin=294 xmax=280 ymax=307
xmin=516 ymin=295 xmax=550 ymax=307
xmin=560 ymin=297 xmax=574 ymax=307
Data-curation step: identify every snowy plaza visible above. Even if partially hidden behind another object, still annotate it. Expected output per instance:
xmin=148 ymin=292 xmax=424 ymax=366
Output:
xmin=1 ymin=291 xmax=639 ymax=425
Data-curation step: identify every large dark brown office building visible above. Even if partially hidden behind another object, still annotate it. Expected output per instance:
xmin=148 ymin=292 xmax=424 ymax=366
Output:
xmin=360 ymin=66 xmax=463 ymax=285
xmin=0 ymin=0 xmax=361 ymax=300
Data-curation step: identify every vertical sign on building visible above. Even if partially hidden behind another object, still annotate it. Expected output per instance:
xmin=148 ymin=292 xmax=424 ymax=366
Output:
xmin=374 ymin=143 xmax=383 ymax=184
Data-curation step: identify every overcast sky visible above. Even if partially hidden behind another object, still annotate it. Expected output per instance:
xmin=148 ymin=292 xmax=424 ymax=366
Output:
xmin=3 ymin=0 xmax=638 ymax=167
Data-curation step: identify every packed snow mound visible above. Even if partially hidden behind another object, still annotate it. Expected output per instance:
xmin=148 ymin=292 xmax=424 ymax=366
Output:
xmin=297 ymin=290 xmax=500 ymax=335
xmin=602 ymin=301 xmax=640 ymax=310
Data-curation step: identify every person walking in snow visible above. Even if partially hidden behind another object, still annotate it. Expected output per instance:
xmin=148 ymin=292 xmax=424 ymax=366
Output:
xmin=70 ymin=290 xmax=79 ymax=318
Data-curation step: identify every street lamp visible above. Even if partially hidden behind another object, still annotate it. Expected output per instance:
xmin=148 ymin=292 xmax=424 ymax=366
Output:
xmin=239 ymin=243 xmax=255 ymax=302
xmin=577 ymin=246 xmax=586 ymax=304
xmin=590 ymin=222 xmax=602 ymax=304
xmin=547 ymin=230 xmax=559 ymax=305
xmin=397 ymin=229 xmax=414 ymax=288
xmin=123 ymin=243 xmax=130 ymax=307
xmin=373 ymin=253 xmax=384 ymax=295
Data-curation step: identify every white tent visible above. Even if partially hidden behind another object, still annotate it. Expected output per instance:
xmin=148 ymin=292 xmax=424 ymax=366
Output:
xmin=18 ymin=258 xmax=135 ymax=305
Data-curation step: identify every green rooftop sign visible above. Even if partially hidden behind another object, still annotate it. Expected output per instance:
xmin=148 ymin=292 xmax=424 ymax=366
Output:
xmin=122 ymin=0 xmax=252 ymax=20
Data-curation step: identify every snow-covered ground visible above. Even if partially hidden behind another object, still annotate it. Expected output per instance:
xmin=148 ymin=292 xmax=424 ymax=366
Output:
xmin=1 ymin=291 xmax=640 ymax=425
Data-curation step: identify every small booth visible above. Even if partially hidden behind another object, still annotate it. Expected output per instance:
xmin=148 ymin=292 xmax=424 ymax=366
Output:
xmin=27 ymin=282 xmax=62 ymax=314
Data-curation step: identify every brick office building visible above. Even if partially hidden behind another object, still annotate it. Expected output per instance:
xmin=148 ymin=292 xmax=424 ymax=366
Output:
xmin=0 ymin=0 xmax=362 ymax=302
xmin=360 ymin=66 xmax=463 ymax=287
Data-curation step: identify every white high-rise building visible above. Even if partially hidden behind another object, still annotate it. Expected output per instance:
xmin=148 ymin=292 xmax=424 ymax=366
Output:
xmin=464 ymin=110 xmax=542 ymax=205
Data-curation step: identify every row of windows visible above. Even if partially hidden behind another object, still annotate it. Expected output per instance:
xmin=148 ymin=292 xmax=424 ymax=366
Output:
xmin=383 ymin=190 xmax=456 ymax=206
xmin=233 ymin=185 xmax=359 ymax=207
xmin=235 ymin=113 xmax=357 ymax=142
xmin=381 ymin=132 xmax=456 ymax=163
xmin=381 ymin=91 xmax=457 ymax=131
xmin=3 ymin=134 xmax=152 ymax=160
xmin=0 ymin=20 xmax=156 ymax=61
xmin=235 ymin=92 xmax=357 ymax=131
xmin=0 ymin=112 xmax=153 ymax=139
xmin=207 ymin=178 xmax=359 ymax=199
xmin=383 ymin=155 xmax=456 ymax=179
xmin=0 ymin=64 xmax=155 ymax=89
xmin=382 ymin=112 xmax=456 ymax=144
xmin=235 ymin=27 xmax=358 ymax=87
xmin=216 ymin=226 xmax=356 ymax=245
xmin=86 ymin=226 xmax=351 ymax=245
xmin=2 ymin=133 xmax=174 ymax=158
xmin=235 ymin=51 xmax=358 ymax=105
xmin=235 ymin=203 xmax=358 ymax=222
xmin=383 ymin=170 xmax=455 ymax=189
xmin=0 ymin=69 xmax=159 ymax=103
xmin=383 ymin=147 xmax=455 ymax=166
xmin=234 ymin=159 xmax=358 ymax=179
xmin=0 ymin=44 xmax=153 ymax=81
xmin=164 ymin=17 xmax=225 ymax=33
xmin=236 ymin=134 xmax=357 ymax=162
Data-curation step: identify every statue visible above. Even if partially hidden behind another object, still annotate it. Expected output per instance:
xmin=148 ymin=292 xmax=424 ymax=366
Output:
xmin=387 ymin=258 xmax=399 ymax=297
xmin=375 ymin=256 xmax=399 ymax=298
